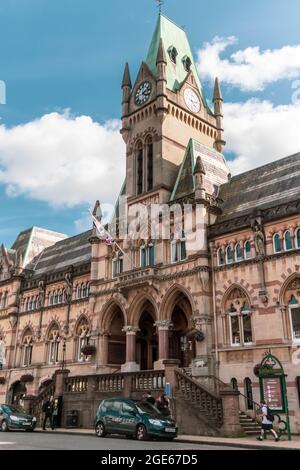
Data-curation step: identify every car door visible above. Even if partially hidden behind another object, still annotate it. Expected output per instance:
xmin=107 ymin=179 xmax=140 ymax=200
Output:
xmin=120 ymin=402 xmax=138 ymax=436
xmin=0 ymin=405 xmax=3 ymax=426
xmin=106 ymin=400 xmax=123 ymax=434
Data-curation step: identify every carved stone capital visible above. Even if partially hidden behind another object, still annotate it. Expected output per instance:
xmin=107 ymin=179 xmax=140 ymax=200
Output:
xmin=122 ymin=326 xmax=140 ymax=335
xmin=155 ymin=320 xmax=173 ymax=330
xmin=193 ymin=314 xmax=212 ymax=328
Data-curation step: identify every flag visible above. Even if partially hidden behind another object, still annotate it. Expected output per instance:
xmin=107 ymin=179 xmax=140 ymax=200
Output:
xmin=90 ymin=212 xmax=107 ymax=239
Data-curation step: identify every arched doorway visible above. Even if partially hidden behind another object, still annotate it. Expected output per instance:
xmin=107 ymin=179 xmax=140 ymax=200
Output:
xmin=8 ymin=381 xmax=27 ymax=405
xmin=136 ymin=306 xmax=157 ymax=370
xmin=169 ymin=306 xmax=194 ymax=367
xmin=107 ymin=307 xmax=126 ymax=366
xmin=244 ymin=377 xmax=253 ymax=410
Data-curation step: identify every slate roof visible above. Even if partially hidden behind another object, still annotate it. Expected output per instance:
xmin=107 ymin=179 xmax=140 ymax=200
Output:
xmin=171 ymin=138 xmax=229 ymax=201
xmin=146 ymin=14 xmax=210 ymax=111
xmin=27 ymin=230 xmax=92 ymax=276
xmin=216 ymin=152 xmax=300 ymax=223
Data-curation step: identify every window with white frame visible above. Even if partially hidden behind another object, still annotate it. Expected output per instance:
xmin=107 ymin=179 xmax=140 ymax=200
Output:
xmin=76 ymin=318 xmax=90 ymax=362
xmin=112 ymin=252 xmax=123 ymax=278
xmin=284 ymin=230 xmax=293 ymax=251
xmin=289 ymin=296 xmax=300 ymax=343
xmin=296 ymin=228 xmax=300 ymax=249
xmin=217 ymin=248 xmax=225 ymax=266
xmin=235 ymin=243 xmax=243 ymax=262
xmin=226 ymin=246 xmax=234 ymax=264
xmin=273 ymin=234 xmax=282 ymax=253
xmin=171 ymin=233 xmax=186 ymax=264
xmin=226 ymin=288 xmax=253 ymax=347
xmin=244 ymin=241 xmax=252 ymax=260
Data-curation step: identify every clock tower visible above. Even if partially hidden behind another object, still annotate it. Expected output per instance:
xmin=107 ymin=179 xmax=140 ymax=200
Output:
xmin=121 ymin=13 xmax=226 ymax=203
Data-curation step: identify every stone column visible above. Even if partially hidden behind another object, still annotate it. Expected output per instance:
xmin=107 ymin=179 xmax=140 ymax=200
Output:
xmin=54 ymin=368 xmax=70 ymax=398
xmin=98 ymin=331 xmax=109 ymax=368
xmin=220 ymin=389 xmax=244 ymax=437
xmin=121 ymin=326 xmax=140 ymax=372
xmin=154 ymin=320 xmax=173 ymax=370
xmin=191 ymin=314 xmax=214 ymax=376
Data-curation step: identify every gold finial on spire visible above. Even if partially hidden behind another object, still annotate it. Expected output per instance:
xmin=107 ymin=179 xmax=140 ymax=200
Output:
xmin=156 ymin=0 xmax=164 ymax=14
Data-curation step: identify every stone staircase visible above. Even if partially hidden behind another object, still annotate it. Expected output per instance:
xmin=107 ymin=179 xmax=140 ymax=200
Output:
xmin=239 ymin=410 xmax=261 ymax=436
xmin=173 ymin=368 xmax=224 ymax=436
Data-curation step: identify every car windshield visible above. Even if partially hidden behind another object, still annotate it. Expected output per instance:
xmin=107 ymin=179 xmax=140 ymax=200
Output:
xmin=2 ymin=405 xmax=27 ymax=414
xmin=135 ymin=401 xmax=163 ymax=417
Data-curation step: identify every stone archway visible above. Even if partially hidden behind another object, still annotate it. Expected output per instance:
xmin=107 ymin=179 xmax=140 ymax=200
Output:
xmin=8 ymin=380 xmax=27 ymax=405
xmin=100 ymin=301 xmax=127 ymax=368
xmin=136 ymin=304 xmax=158 ymax=370
xmin=169 ymin=305 xmax=194 ymax=367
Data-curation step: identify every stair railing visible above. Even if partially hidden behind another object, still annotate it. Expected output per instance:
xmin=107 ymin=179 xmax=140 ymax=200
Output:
xmin=175 ymin=368 xmax=223 ymax=427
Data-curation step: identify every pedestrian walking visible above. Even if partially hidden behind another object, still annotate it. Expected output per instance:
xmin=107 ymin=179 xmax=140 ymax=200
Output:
xmin=156 ymin=393 xmax=171 ymax=418
xmin=51 ymin=399 xmax=59 ymax=430
xmin=256 ymin=400 xmax=279 ymax=441
xmin=42 ymin=395 xmax=54 ymax=430
xmin=145 ymin=391 xmax=156 ymax=406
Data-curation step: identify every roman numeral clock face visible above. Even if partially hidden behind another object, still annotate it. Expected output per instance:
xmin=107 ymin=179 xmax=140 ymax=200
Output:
xmin=184 ymin=88 xmax=201 ymax=113
xmin=135 ymin=81 xmax=152 ymax=106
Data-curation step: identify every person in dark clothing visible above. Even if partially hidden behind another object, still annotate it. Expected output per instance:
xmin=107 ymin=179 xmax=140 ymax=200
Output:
xmin=145 ymin=391 xmax=156 ymax=406
xmin=51 ymin=399 xmax=59 ymax=430
xmin=156 ymin=393 xmax=171 ymax=418
xmin=42 ymin=396 xmax=54 ymax=430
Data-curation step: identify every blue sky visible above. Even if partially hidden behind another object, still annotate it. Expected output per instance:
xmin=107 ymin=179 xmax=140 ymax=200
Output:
xmin=1 ymin=0 xmax=300 ymax=246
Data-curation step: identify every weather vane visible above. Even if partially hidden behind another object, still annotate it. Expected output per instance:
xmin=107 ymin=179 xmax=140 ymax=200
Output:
xmin=156 ymin=0 xmax=164 ymax=13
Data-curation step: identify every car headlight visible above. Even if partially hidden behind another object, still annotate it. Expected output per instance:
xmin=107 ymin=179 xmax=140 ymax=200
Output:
xmin=149 ymin=419 xmax=163 ymax=426
xmin=10 ymin=415 xmax=19 ymax=422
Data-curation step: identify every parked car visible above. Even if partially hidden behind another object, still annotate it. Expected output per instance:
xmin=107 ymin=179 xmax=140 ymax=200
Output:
xmin=95 ymin=397 xmax=178 ymax=441
xmin=0 ymin=404 xmax=36 ymax=432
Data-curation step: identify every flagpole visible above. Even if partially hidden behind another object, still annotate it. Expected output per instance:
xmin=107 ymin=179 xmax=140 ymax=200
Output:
xmin=89 ymin=209 xmax=131 ymax=263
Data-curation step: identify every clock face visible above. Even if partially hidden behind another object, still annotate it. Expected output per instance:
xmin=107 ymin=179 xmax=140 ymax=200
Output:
xmin=135 ymin=81 xmax=152 ymax=106
xmin=184 ymin=88 xmax=201 ymax=113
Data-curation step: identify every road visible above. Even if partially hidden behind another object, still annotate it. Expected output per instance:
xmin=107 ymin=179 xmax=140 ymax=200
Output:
xmin=0 ymin=431 xmax=248 ymax=450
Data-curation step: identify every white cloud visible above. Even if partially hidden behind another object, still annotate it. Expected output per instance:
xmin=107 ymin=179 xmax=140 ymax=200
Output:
xmin=224 ymin=99 xmax=300 ymax=174
xmin=197 ymin=36 xmax=300 ymax=91
xmin=0 ymin=111 xmax=125 ymax=207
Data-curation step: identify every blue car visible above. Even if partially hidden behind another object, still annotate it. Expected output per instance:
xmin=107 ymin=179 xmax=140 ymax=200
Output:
xmin=0 ymin=404 xmax=36 ymax=432
xmin=95 ymin=398 xmax=178 ymax=441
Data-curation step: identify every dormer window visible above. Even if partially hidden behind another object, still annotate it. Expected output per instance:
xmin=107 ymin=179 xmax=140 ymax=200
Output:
xmin=182 ymin=55 xmax=192 ymax=72
xmin=168 ymin=46 xmax=178 ymax=64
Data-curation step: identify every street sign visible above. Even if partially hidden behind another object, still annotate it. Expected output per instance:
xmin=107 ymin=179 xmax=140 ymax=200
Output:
xmin=165 ymin=382 xmax=171 ymax=398
xmin=262 ymin=377 xmax=283 ymax=410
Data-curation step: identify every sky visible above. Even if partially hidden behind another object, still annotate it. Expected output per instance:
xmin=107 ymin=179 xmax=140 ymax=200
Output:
xmin=0 ymin=0 xmax=300 ymax=246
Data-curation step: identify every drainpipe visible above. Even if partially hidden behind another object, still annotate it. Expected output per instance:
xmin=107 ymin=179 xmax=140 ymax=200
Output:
xmin=210 ymin=242 xmax=219 ymax=374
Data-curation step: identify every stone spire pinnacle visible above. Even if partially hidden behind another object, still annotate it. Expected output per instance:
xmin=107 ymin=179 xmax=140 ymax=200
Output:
xmin=122 ymin=63 xmax=132 ymax=88
xmin=193 ymin=156 xmax=206 ymax=175
xmin=156 ymin=38 xmax=167 ymax=65
xmin=213 ymin=77 xmax=223 ymax=102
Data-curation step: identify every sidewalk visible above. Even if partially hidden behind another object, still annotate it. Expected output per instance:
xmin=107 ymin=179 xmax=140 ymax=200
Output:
xmin=35 ymin=428 xmax=300 ymax=450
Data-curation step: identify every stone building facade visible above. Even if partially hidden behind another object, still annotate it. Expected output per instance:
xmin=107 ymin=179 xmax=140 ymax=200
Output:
xmin=0 ymin=13 xmax=299 ymax=433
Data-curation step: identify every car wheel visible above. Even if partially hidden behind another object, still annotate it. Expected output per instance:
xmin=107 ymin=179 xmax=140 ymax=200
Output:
xmin=95 ymin=421 xmax=106 ymax=438
xmin=136 ymin=424 xmax=148 ymax=441
xmin=1 ymin=420 xmax=9 ymax=432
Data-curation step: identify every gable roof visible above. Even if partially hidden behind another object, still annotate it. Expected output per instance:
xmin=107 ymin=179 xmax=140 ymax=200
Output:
xmin=171 ymin=138 xmax=229 ymax=201
xmin=146 ymin=14 xmax=210 ymax=111
xmin=216 ymin=152 xmax=300 ymax=223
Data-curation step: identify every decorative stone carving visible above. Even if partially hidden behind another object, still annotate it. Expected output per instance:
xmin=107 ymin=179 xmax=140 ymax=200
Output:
xmin=198 ymin=270 xmax=210 ymax=291
xmin=122 ymin=326 xmax=140 ymax=334
xmin=154 ymin=320 xmax=173 ymax=330
xmin=251 ymin=219 xmax=265 ymax=257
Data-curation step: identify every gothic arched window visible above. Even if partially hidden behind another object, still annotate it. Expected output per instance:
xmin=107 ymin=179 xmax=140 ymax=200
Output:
xmin=140 ymin=244 xmax=147 ymax=268
xmin=217 ymin=248 xmax=225 ymax=266
xmin=146 ymin=137 xmax=153 ymax=191
xmin=149 ymin=241 xmax=155 ymax=266
xmin=182 ymin=55 xmax=192 ymax=72
xmin=296 ymin=228 xmax=300 ymax=249
xmin=235 ymin=243 xmax=243 ymax=262
xmin=136 ymin=141 xmax=143 ymax=195
xmin=284 ymin=230 xmax=293 ymax=251
xmin=273 ymin=234 xmax=282 ymax=253
xmin=225 ymin=288 xmax=253 ymax=347
xmin=226 ymin=246 xmax=234 ymax=264
xmin=244 ymin=241 xmax=251 ymax=260
xmin=168 ymin=46 xmax=178 ymax=64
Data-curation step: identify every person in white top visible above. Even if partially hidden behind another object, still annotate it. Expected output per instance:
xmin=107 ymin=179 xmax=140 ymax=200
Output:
xmin=257 ymin=400 xmax=279 ymax=441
